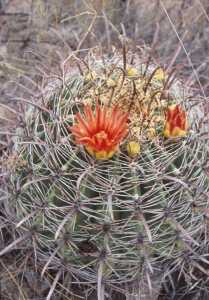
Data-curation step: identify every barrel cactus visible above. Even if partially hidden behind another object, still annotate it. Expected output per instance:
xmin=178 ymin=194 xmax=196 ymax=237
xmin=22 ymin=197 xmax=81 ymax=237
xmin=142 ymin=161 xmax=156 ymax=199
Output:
xmin=2 ymin=46 xmax=209 ymax=299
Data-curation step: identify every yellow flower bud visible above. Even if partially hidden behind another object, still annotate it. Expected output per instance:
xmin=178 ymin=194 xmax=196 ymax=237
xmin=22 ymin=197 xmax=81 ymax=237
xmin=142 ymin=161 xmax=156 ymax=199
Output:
xmin=126 ymin=141 xmax=141 ymax=158
xmin=147 ymin=128 xmax=156 ymax=139
xmin=127 ymin=67 xmax=138 ymax=78
xmin=106 ymin=78 xmax=117 ymax=88
xmin=153 ymin=68 xmax=165 ymax=81
xmin=84 ymin=71 xmax=97 ymax=82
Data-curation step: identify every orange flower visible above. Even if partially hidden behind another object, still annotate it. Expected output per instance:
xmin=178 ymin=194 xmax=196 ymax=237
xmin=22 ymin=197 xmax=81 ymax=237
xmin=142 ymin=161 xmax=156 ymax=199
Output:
xmin=164 ymin=104 xmax=188 ymax=138
xmin=70 ymin=103 xmax=128 ymax=160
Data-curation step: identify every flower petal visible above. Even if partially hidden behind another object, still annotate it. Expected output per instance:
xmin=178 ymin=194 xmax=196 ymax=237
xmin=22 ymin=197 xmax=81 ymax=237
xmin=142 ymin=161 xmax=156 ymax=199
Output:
xmin=70 ymin=102 xmax=128 ymax=159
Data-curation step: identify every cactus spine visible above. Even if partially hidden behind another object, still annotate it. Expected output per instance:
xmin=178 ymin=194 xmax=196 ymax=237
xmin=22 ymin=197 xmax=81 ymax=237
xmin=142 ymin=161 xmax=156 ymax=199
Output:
xmin=2 ymin=47 xmax=209 ymax=299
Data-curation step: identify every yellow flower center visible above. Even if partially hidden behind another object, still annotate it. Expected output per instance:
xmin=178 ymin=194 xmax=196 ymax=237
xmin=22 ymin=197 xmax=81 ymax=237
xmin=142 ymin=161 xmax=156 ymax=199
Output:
xmin=95 ymin=131 xmax=108 ymax=140
xmin=85 ymin=146 xmax=117 ymax=160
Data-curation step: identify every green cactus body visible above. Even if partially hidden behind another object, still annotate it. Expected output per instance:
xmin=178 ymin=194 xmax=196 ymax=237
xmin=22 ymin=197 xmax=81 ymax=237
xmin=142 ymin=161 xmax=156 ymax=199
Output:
xmin=4 ymin=49 xmax=209 ymax=299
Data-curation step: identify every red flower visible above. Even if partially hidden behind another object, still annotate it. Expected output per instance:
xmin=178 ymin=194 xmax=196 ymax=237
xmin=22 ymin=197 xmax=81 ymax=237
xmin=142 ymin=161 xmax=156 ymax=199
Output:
xmin=164 ymin=104 xmax=188 ymax=138
xmin=70 ymin=103 xmax=128 ymax=159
